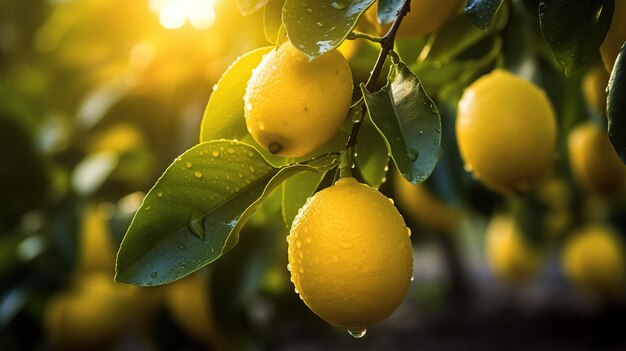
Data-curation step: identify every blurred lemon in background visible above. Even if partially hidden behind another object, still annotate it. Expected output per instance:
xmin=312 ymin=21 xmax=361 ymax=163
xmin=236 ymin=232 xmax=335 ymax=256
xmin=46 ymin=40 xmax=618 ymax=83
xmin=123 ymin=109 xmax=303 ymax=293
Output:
xmin=562 ymin=225 xmax=626 ymax=299
xmin=485 ymin=215 xmax=541 ymax=282
xmin=567 ymin=121 xmax=626 ymax=197
xmin=456 ymin=69 xmax=557 ymax=194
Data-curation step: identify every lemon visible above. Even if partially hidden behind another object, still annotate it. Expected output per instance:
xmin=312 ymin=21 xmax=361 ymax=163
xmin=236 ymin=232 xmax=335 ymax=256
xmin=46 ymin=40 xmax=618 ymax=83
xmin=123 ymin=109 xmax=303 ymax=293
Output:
xmin=567 ymin=122 xmax=626 ymax=197
xmin=287 ymin=177 xmax=413 ymax=332
xmin=364 ymin=0 xmax=464 ymax=38
xmin=392 ymin=171 xmax=461 ymax=233
xmin=164 ymin=272 xmax=230 ymax=349
xmin=44 ymin=272 xmax=137 ymax=350
xmin=583 ymin=64 xmax=610 ymax=115
xmin=77 ymin=204 xmax=116 ymax=274
xmin=562 ymin=225 xmax=626 ymax=299
xmin=485 ymin=215 xmax=541 ymax=282
xmin=244 ymin=41 xmax=353 ymax=158
xmin=600 ymin=0 xmax=626 ymax=72
xmin=456 ymin=69 xmax=557 ymax=193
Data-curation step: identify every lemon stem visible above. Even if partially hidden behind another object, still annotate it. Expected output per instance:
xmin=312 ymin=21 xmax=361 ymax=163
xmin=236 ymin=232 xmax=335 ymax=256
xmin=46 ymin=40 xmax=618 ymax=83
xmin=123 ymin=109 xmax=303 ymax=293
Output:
xmin=338 ymin=147 xmax=354 ymax=178
xmin=345 ymin=0 xmax=412 ymax=152
xmin=346 ymin=31 xmax=382 ymax=43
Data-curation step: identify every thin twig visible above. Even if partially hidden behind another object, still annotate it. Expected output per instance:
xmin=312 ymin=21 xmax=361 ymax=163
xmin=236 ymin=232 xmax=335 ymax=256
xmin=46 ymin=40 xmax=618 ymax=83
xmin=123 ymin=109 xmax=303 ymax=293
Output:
xmin=345 ymin=0 xmax=412 ymax=150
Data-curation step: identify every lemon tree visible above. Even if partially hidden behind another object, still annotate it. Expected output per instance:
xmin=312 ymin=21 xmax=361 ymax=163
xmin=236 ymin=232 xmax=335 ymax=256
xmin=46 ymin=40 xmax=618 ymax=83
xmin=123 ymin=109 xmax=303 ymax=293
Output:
xmin=99 ymin=0 xmax=626 ymax=339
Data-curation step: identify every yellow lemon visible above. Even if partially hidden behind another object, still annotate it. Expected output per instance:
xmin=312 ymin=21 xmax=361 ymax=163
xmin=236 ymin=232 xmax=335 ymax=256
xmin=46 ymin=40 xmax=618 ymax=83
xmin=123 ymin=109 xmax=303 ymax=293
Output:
xmin=485 ymin=215 xmax=541 ymax=282
xmin=392 ymin=171 xmax=461 ymax=233
xmin=287 ymin=177 xmax=413 ymax=333
xmin=583 ymin=64 xmax=610 ymax=115
xmin=244 ymin=41 xmax=352 ymax=158
xmin=44 ymin=272 xmax=137 ymax=350
xmin=567 ymin=122 xmax=626 ymax=197
xmin=600 ymin=0 xmax=626 ymax=72
xmin=364 ymin=0 xmax=464 ymax=38
xmin=562 ymin=225 xmax=626 ymax=299
xmin=456 ymin=69 xmax=557 ymax=193
xmin=164 ymin=272 xmax=230 ymax=349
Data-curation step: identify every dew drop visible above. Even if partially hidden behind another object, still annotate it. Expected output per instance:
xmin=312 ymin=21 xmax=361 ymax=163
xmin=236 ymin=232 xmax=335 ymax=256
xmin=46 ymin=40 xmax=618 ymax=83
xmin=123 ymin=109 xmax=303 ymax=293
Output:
xmin=186 ymin=161 xmax=192 ymax=168
xmin=381 ymin=177 xmax=387 ymax=183
xmin=348 ymin=328 xmax=367 ymax=338
xmin=407 ymin=149 xmax=419 ymax=162
xmin=407 ymin=227 xmax=412 ymax=237
xmin=212 ymin=84 xmax=218 ymax=91
xmin=156 ymin=191 xmax=163 ymax=197
xmin=287 ymin=263 xmax=291 ymax=271
xmin=316 ymin=21 xmax=324 ymax=27
xmin=150 ymin=272 xmax=158 ymax=278
xmin=212 ymin=150 xmax=220 ymax=158
xmin=145 ymin=206 xmax=151 ymax=211
xmin=463 ymin=164 xmax=473 ymax=172
xmin=410 ymin=276 xmax=415 ymax=281
xmin=245 ymin=102 xmax=253 ymax=111
xmin=187 ymin=213 xmax=206 ymax=241
xmin=388 ymin=197 xmax=395 ymax=205
xmin=194 ymin=171 xmax=203 ymax=178
xmin=294 ymin=287 xmax=299 ymax=294
xmin=384 ymin=165 xmax=389 ymax=172
xmin=177 ymin=242 xmax=185 ymax=250
xmin=249 ymin=165 xmax=255 ymax=173
xmin=228 ymin=148 xmax=235 ymax=154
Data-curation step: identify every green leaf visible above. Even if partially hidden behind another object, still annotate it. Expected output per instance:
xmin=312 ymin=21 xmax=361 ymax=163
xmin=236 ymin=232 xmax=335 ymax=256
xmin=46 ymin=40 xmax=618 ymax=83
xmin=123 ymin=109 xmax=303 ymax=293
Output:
xmin=200 ymin=47 xmax=273 ymax=143
xmin=539 ymin=0 xmax=614 ymax=76
xmin=281 ymin=170 xmax=325 ymax=228
xmin=362 ymin=62 xmax=441 ymax=184
xmin=264 ymin=0 xmax=286 ymax=44
xmin=115 ymin=140 xmax=338 ymax=286
xmin=237 ymin=0 xmax=269 ymax=15
xmin=283 ymin=0 xmax=375 ymax=60
xmin=425 ymin=9 xmax=502 ymax=64
xmin=355 ymin=115 xmax=390 ymax=189
xmin=465 ymin=0 xmax=505 ymax=30
xmin=378 ymin=0 xmax=403 ymax=24
xmin=608 ymin=42 xmax=626 ymax=164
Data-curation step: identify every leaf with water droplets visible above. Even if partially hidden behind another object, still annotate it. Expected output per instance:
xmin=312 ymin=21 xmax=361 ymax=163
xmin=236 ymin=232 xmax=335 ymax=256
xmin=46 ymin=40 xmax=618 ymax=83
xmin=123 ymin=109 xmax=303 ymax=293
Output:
xmin=115 ymin=140 xmax=339 ymax=286
xmin=283 ymin=0 xmax=375 ymax=60
xmin=377 ymin=0 xmax=403 ymax=24
xmin=362 ymin=62 xmax=441 ymax=184
xmin=200 ymin=47 xmax=273 ymax=143
xmin=608 ymin=42 xmax=626 ymax=164
xmin=464 ymin=0 xmax=505 ymax=30
xmin=539 ymin=0 xmax=614 ymax=77
xmin=237 ymin=0 xmax=269 ymax=16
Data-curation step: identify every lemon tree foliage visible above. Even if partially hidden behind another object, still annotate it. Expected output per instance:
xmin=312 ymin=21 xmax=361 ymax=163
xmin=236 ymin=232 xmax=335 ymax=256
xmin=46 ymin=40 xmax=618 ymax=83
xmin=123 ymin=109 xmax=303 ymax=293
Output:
xmin=200 ymin=47 xmax=273 ymax=143
xmin=539 ymin=0 xmax=614 ymax=76
xmin=355 ymin=117 xmax=391 ymax=189
xmin=115 ymin=141 xmax=338 ymax=286
xmin=376 ymin=0 xmax=403 ymax=24
xmin=464 ymin=0 xmax=505 ymax=30
xmin=237 ymin=0 xmax=269 ymax=16
xmin=362 ymin=61 xmax=441 ymax=184
xmin=283 ymin=0 xmax=375 ymax=60
xmin=608 ymin=43 xmax=626 ymax=164
xmin=263 ymin=0 xmax=285 ymax=43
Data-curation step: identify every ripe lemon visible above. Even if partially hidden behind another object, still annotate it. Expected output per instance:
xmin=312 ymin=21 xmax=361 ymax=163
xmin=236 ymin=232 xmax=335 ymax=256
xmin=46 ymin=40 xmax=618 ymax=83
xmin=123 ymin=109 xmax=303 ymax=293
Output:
xmin=244 ymin=41 xmax=352 ymax=158
xmin=164 ymin=272 xmax=230 ymax=349
xmin=392 ymin=171 xmax=461 ymax=233
xmin=287 ymin=177 xmax=413 ymax=332
xmin=567 ymin=122 xmax=626 ymax=197
xmin=562 ymin=225 xmax=626 ymax=299
xmin=44 ymin=272 xmax=137 ymax=350
xmin=364 ymin=0 xmax=464 ymax=38
xmin=456 ymin=69 xmax=557 ymax=193
xmin=583 ymin=64 xmax=610 ymax=115
xmin=485 ymin=215 xmax=541 ymax=282
xmin=600 ymin=0 xmax=626 ymax=72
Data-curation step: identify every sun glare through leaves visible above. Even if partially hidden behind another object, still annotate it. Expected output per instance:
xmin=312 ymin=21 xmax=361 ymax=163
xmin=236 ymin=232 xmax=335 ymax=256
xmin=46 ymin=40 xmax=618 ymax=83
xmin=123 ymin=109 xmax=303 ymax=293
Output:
xmin=149 ymin=0 xmax=216 ymax=30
